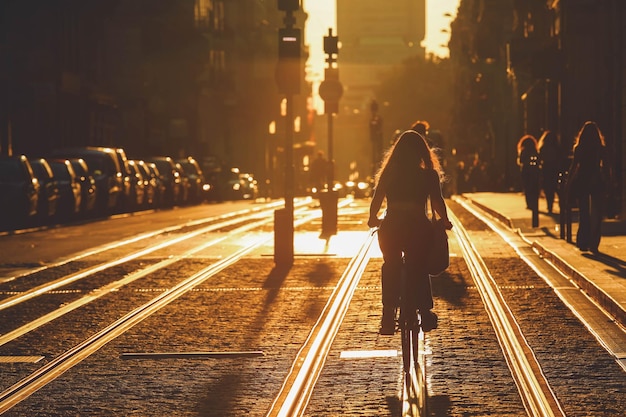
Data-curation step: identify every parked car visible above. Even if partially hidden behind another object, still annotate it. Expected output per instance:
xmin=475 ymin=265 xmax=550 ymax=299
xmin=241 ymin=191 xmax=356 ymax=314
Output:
xmin=200 ymin=157 xmax=224 ymax=202
xmin=30 ymin=158 xmax=60 ymax=221
xmin=145 ymin=162 xmax=166 ymax=207
xmin=176 ymin=157 xmax=206 ymax=204
xmin=0 ymin=155 xmax=40 ymax=228
xmin=112 ymin=148 xmax=133 ymax=212
xmin=47 ymin=159 xmax=82 ymax=220
xmin=225 ymin=168 xmax=258 ymax=200
xmin=175 ymin=162 xmax=190 ymax=205
xmin=51 ymin=147 xmax=123 ymax=215
xmin=127 ymin=160 xmax=148 ymax=209
xmin=132 ymin=160 xmax=157 ymax=208
xmin=143 ymin=156 xmax=181 ymax=207
xmin=69 ymin=158 xmax=97 ymax=216
xmin=203 ymin=169 xmax=223 ymax=202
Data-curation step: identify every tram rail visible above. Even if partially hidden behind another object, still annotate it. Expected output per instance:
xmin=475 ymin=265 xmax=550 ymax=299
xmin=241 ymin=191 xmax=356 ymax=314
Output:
xmin=0 ymin=200 xmax=328 ymax=413
xmin=449 ymin=207 xmax=566 ymax=417
xmin=267 ymin=229 xmax=377 ymax=417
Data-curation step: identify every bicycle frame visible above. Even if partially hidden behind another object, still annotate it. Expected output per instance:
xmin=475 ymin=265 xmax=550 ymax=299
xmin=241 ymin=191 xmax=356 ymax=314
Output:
xmin=398 ymin=259 xmax=428 ymax=416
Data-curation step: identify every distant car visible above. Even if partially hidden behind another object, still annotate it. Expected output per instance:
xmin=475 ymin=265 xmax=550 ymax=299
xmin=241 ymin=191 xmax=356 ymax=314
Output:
xmin=51 ymin=147 xmax=123 ymax=215
xmin=0 ymin=155 xmax=40 ymax=228
xmin=225 ymin=168 xmax=258 ymax=200
xmin=69 ymin=158 xmax=97 ymax=216
xmin=344 ymin=179 xmax=373 ymax=199
xmin=175 ymin=162 xmax=191 ymax=205
xmin=47 ymin=159 xmax=82 ymax=219
xmin=143 ymin=156 xmax=182 ymax=207
xmin=201 ymin=159 xmax=224 ymax=202
xmin=125 ymin=159 xmax=145 ymax=211
xmin=30 ymin=158 xmax=61 ymax=221
xmin=176 ymin=157 xmax=206 ymax=204
xmin=112 ymin=147 xmax=133 ymax=212
xmin=145 ymin=162 xmax=166 ymax=208
xmin=128 ymin=160 xmax=150 ymax=209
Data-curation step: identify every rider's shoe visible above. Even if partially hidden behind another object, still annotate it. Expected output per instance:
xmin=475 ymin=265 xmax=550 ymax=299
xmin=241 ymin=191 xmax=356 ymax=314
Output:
xmin=379 ymin=307 xmax=396 ymax=335
xmin=420 ymin=310 xmax=438 ymax=332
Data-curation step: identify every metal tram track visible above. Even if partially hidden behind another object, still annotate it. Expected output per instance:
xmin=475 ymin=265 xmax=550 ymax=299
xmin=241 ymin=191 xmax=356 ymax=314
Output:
xmin=449 ymin=208 xmax=566 ymax=417
xmin=266 ymin=228 xmax=377 ymax=417
xmin=0 ymin=201 xmax=329 ymax=346
xmin=0 ymin=203 xmax=329 ymax=413
xmin=0 ymin=200 xmax=309 ymax=312
xmin=0 ymin=199 xmax=294 ymax=285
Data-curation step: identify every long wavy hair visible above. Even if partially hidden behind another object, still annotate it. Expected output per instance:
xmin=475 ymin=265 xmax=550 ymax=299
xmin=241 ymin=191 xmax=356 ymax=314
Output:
xmin=374 ymin=130 xmax=443 ymax=186
xmin=537 ymin=130 xmax=558 ymax=152
xmin=516 ymin=134 xmax=538 ymax=156
xmin=573 ymin=121 xmax=605 ymax=153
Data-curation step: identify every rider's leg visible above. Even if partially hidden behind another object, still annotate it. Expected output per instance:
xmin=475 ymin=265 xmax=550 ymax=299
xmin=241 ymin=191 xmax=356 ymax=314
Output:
xmin=377 ymin=220 xmax=403 ymax=334
xmin=405 ymin=231 xmax=438 ymax=332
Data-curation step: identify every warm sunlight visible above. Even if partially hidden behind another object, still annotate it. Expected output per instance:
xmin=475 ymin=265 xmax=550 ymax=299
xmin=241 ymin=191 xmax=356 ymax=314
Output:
xmin=303 ymin=0 xmax=459 ymax=112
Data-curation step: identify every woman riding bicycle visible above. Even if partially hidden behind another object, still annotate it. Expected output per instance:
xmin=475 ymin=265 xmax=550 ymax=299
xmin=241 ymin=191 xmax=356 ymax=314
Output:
xmin=368 ymin=128 xmax=452 ymax=335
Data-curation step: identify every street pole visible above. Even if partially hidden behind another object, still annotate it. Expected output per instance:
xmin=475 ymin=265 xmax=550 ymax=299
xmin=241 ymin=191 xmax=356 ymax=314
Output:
xmin=274 ymin=0 xmax=301 ymax=266
xmin=318 ymin=28 xmax=342 ymax=239
xmin=285 ymin=93 xmax=294 ymax=216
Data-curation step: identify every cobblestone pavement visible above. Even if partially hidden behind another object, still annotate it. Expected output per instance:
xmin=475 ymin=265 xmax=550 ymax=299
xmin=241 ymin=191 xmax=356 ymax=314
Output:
xmin=1 ymin=198 xmax=624 ymax=416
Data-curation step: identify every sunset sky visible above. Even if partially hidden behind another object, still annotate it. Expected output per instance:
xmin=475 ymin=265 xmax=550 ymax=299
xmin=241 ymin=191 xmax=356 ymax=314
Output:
xmin=303 ymin=0 xmax=460 ymax=109
xmin=303 ymin=0 xmax=459 ymax=71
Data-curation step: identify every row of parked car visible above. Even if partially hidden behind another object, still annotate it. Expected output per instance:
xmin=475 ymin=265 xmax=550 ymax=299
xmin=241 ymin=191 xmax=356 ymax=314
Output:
xmin=0 ymin=147 xmax=259 ymax=230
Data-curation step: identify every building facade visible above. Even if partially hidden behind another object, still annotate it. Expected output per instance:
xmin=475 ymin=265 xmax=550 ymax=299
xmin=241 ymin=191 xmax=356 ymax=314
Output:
xmin=448 ymin=0 xmax=625 ymax=218
xmin=336 ymin=0 xmax=426 ymax=115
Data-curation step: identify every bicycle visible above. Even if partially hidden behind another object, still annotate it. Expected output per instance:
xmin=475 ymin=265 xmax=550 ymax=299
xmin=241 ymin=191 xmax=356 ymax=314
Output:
xmin=396 ymin=259 xmax=428 ymax=416
xmin=370 ymin=227 xmax=429 ymax=415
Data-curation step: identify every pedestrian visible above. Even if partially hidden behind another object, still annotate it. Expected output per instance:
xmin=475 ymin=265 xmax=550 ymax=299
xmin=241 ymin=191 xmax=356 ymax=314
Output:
xmin=367 ymin=130 xmax=452 ymax=335
xmin=566 ymin=121 xmax=612 ymax=253
xmin=537 ymin=130 xmax=562 ymax=214
xmin=309 ymin=150 xmax=329 ymax=193
xmin=516 ymin=134 xmax=540 ymax=211
xmin=411 ymin=120 xmax=429 ymax=138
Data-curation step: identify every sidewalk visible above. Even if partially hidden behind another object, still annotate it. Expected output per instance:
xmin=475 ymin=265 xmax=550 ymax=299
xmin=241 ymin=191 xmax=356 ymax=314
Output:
xmin=459 ymin=192 xmax=626 ymax=329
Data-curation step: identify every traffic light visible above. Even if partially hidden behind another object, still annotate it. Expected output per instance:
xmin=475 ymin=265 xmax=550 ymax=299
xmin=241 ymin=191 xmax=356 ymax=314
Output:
xmin=324 ymin=34 xmax=338 ymax=55
xmin=319 ymin=29 xmax=342 ymax=114
xmin=276 ymin=28 xmax=301 ymax=94
xmin=278 ymin=28 xmax=301 ymax=60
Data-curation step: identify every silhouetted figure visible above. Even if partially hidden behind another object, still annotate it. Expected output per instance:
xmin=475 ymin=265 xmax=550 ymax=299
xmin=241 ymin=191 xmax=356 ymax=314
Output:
xmin=537 ymin=130 xmax=562 ymax=214
xmin=466 ymin=153 xmax=491 ymax=192
xmin=410 ymin=120 xmax=430 ymax=145
xmin=368 ymin=130 xmax=452 ymax=335
xmin=567 ymin=121 xmax=612 ymax=253
xmin=516 ymin=135 xmax=540 ymax=212
xmin=455 ymin=160 xmax=468 ymax=194
xmin=309 ymin=151 xmax=329 ymax=192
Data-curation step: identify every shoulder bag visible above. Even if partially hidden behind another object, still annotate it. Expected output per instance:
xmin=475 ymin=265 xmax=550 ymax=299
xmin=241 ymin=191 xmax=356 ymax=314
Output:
xmin=428 ymin=200 xmax=449 ymax=276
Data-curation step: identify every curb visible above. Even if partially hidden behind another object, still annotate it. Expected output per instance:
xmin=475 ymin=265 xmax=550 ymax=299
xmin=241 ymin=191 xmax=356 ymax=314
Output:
xmin=464 ymin=196 xmax=626 ymax=329
xmin=531 ymin=241 xmax=626 ymax=329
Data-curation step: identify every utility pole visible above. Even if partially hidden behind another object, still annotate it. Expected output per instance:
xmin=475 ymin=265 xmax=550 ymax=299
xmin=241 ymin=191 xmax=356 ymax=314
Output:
xmin=274 ymin=0 xmax=301 ymax=266
xmin=318 ymin=28 xmax=343 ymax=239
xmin=369 ymin=100 xmax=383 ymax=176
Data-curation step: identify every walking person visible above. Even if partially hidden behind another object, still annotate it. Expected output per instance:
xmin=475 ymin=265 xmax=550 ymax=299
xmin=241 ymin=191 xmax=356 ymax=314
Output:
xmin=516 ymin=134 xmax=540 ymax=212
xmin=309 ymin=150 xmax=329 ymax=193
xmin=537 ymin=130 xmax=562 ymax=214
xmin=566 ymin=121 xmax=612 ymax=253
xmin=368 ymin=130 xmax=452 ymax=335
